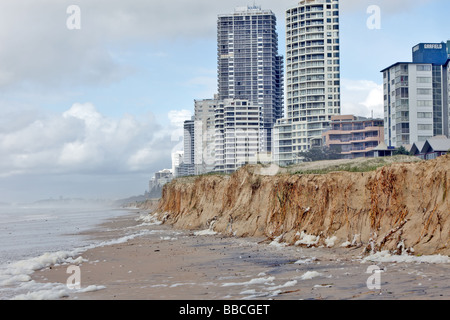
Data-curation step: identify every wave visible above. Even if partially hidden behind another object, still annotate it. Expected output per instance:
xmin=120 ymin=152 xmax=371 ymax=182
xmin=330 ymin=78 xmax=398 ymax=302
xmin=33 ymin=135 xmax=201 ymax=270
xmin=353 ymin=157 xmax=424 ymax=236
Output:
xmin=0 ymin=212 xmax=163 ymax=300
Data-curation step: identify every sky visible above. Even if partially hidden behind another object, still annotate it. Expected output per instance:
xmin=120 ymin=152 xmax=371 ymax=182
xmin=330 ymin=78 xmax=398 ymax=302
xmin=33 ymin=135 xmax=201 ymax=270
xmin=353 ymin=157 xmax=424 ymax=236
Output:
xmin=0 ymin=0 xmax=449 ymax=203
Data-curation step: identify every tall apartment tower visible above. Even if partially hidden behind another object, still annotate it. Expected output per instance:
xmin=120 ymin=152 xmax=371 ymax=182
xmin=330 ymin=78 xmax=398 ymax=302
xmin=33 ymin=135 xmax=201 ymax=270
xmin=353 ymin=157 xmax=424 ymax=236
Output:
xmin=274 ymin=0 xmax=341 ymax=166
xmin=194 ymin=98 xmax=219 ymax=174
xmin=382 ymin=42 xmax=450 ymax=147
xmin=217 ymin=5 xmax=284 ymax=153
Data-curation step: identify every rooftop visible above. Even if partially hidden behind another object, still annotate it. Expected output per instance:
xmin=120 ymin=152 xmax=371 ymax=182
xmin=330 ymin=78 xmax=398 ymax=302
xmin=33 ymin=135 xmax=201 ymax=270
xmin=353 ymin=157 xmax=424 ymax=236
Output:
xmin=218 ymin=5 xmax=274 ymax=17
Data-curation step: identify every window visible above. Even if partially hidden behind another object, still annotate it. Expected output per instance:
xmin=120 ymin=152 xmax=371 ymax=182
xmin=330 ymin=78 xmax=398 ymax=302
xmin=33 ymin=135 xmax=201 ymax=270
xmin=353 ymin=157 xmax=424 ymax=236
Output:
xmin=417 ymin=65 xmax=432 ymax=72
xmin=417 ymin=88 xmax=432 ymax=95
xmin=417 ymin=77 xmax=431 ymax=83
xmin=418 ymin=124 xmax=432 ymax=131
xmin=418 ymin=136 xmax=432 ymax=142
xmin=417 ymin=100 xmax=432 ymax=107
xmin=417 ymin=112 xmax=432 ymax=118
xmin=396 ymin=87 xmax=409 ymax=98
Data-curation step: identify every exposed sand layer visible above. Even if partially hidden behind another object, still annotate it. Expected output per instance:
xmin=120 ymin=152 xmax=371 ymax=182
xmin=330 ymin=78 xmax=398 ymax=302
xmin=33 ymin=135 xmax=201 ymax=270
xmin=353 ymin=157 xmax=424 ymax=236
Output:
xmin=32 ymin=211 xmax=450 ymax=300
xmin=157 ymin=155 xmax=450 ymax=256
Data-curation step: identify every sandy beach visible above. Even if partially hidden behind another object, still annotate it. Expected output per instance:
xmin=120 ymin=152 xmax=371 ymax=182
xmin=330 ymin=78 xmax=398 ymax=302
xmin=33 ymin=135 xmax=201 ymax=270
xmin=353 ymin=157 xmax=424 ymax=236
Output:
xmin=31 ymin=209 xmax=450 ymax=301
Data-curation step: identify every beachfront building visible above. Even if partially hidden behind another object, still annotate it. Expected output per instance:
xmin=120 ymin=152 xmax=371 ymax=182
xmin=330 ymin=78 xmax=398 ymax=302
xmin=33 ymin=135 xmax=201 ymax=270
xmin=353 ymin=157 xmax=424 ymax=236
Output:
xmin=322 ymin=115 xmax=384 ymax=159
xmin=149 ymin=169 xmax=173 ymax=197
xmin=214 ymin=98 xmax=263 ymax=174
xmin=381 ymin=41 xmax=450 ymax=148
xmin=175 ymin=118 xmax=195 ymax=177
xmin=171 ymin=151 xmax=184 ymax=178
xmin=217 ymin=5 xmax=283 ymax=153
xmin=273 ymin=0 xmax=341 ymax=166
xmin=184 ymin=118 xmax=195 ymax=166
xmin=194 ymin=98 xmax=219 ymax=175
xmin=410 ymin=135 xmax=450 ymax=160
xmin=273 ymin=118 xmax=293 ymax=166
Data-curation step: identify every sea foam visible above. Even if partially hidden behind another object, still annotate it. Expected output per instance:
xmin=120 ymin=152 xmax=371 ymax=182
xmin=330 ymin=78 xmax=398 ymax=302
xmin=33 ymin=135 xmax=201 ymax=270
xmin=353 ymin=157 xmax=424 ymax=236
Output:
xmin=0 ymin=213 xmax=160 ymax=300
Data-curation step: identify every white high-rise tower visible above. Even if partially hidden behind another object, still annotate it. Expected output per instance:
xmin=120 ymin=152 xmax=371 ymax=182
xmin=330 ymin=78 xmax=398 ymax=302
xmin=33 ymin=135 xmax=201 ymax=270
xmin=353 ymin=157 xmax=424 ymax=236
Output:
xmin=274 ymin=0 xmax=341 ymax=166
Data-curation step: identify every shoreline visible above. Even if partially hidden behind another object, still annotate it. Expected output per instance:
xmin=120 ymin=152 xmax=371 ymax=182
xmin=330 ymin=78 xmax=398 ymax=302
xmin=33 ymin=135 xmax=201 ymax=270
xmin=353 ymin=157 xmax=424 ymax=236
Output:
xmin=30 ymin=209 xmax=450 ymax=300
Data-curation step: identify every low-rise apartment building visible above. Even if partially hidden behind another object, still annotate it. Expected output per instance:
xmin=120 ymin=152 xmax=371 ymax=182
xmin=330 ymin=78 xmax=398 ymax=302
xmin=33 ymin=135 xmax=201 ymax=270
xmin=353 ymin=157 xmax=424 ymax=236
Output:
xmin=322 ymin=115 xmax=384 ymax=159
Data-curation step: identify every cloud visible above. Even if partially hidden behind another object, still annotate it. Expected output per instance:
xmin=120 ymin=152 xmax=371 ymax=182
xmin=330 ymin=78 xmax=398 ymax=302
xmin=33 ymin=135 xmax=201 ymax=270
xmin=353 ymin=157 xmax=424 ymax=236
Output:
xmin=341 ymin=79 xmax=384 ymax=119
xmin=340 ymin=0 xmax=435 ymax=13
xmin=0 ymin=102 xmax=183 ymax=178
xmin=82 ymin=0 xmax=294 ymax=40
xmin=0 ymin=1 xmax=129 ymax=91
xmin=168 ymin=109 xmax=192 ymax=128
xmin=0 ymin=0 xmax=438 ymax=91
xmin=167 ymin=109 xmax=193 ymax=154
xmin=0 ymin=102 xmax=194 ymax=201
xmin=0 ymin=0 xmax=296 ymax=90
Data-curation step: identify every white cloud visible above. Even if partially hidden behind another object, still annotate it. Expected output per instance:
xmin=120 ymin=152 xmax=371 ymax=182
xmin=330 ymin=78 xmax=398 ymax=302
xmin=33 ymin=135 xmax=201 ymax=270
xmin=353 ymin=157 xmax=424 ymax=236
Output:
xmin=340 ymin=0 xmax=435 ymax=13
xmin=168 ymin=109 xmax=192 ymax=127
xmin=341 ymin=79 xmax=384 ymax=119
xmin=0 ymin=102 xmax=179 ymax=178
xmin=0 ymin=0 xmax=438 ymax=91
xmin=166 ymin=109 xmax=193 ymax=154
xmin=0 ymin=102 xmax=194 ymax=202
xmin=0 ymin=0 xmax=295 ymax=91
xmin=127 ymin=146 xmax=166 ymax=172
xmin=63 ymin=103 xmax=105 ymax=129
xmin=58 ymin=140 xmax=101 ymax=169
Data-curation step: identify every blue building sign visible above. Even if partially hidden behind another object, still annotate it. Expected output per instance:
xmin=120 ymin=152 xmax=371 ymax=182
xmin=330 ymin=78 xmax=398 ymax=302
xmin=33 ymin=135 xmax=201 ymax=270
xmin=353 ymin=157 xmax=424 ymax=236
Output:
xmin=412 ymin=42 xmax=448 ymax=65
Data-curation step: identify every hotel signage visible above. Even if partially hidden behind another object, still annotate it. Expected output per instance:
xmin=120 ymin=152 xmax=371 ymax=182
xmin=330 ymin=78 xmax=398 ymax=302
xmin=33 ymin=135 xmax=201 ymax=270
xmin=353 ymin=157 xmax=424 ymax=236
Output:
xmin=413 ymin=43 xmax=444 ymax=52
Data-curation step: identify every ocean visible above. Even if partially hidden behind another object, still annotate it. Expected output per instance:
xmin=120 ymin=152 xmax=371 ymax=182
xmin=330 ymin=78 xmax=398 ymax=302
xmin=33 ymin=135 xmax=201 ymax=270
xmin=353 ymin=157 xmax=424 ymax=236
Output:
xmin=0 ymin=203 xmax=135 ymax=300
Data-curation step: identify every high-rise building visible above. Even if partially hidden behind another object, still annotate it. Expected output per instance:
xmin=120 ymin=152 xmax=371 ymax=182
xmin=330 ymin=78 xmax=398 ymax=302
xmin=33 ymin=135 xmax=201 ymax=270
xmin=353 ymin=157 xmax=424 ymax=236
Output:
xmin=274 ymin=0 xmax=341 ymax=166
xmin=171 ymin=150 xmax=184 ymax=177
xmin=194 ymin=98 xmax=218 ymax=174
xmin=175 ymin=118 xmax=195 ymax=177
xmin=217 ymin=5 xmax=283 ymax=153
xmin=183 ymin=118 xmax=195 ymax=166
xmin=214 ymin=98 xmax=262 ymax=174
xmin=382 ymin=42 xmax=450 ymax=147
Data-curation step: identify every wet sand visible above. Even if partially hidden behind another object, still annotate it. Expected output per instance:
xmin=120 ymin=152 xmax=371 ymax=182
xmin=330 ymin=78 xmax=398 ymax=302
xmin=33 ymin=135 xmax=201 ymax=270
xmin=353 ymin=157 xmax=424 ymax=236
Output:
xmin=32 ymin=210 xmax=450 ymax=300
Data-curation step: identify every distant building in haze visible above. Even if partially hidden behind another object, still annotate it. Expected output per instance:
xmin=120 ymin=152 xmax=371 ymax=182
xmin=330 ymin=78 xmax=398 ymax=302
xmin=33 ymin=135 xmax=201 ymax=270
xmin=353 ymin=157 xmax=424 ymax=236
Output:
xmin=149 ymin=169 xmax=173 ymax=197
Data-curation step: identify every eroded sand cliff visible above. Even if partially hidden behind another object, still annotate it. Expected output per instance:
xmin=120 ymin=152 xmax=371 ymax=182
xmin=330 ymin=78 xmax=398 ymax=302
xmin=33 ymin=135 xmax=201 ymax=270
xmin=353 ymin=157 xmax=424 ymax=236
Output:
xmin=155 ymin=155 xmax=450 ymax=256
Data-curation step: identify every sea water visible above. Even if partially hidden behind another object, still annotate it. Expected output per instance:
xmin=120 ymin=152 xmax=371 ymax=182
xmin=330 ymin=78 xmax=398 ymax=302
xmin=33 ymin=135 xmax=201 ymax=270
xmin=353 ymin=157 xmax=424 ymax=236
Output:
xmin=0 ymin=203 xmax=134 ymax=300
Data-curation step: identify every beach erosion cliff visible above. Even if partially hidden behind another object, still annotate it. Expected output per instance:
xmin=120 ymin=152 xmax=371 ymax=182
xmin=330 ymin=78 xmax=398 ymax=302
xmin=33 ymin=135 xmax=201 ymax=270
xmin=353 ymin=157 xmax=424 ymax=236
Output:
xmin=154 ymin=155 xmax=450 ymax=256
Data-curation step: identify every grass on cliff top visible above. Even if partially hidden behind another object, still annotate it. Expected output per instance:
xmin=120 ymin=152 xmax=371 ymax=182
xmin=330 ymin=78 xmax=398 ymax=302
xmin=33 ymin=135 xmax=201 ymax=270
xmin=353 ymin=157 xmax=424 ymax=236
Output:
xmin=284 ymin=155 xmax=422 ymax=175
xmin=171 ymin=171 xmax=230 ymax=184
xmin=171 ymin=155 xmax=422 ymax=183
